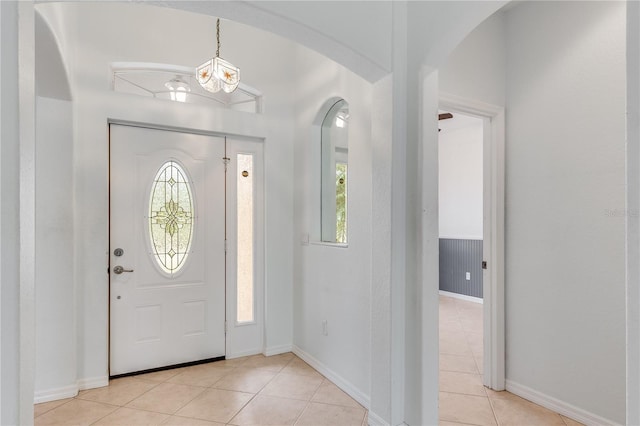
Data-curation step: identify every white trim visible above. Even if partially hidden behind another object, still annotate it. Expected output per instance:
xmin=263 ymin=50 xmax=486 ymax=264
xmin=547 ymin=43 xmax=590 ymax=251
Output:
xmin=439 ymin=290 xmax=483 ymax=304
xmin=367 ymin=410 xmax=390 ymax=426
xmin=0 ymin=0 xmax=2 ymax=417
xmin=226 ymin=349 xmax=262 ymax=359
xmin=19 ymin=2 xmax=36 ymax=423
xmin=34 ymin=376 xmax=111 ymax=404
xmin=33 ymin=384 xmax=78 ymax=404
xmin=439 ymin=93 xmax=505 ymax=391
xmin=109 ymin=62 xmax=263 ymax=99
xmin=627 ymin=2 xmax=640 ymax=425
xmin=506 ymin=380 xmax=621 ymax=426
xmin=293 ymin=345 xmax=370 ymax=409
xmin=77 ymin=376 xmax=109 ymax=391
xmin=308 ymin=241 xmax=349 ymax=249
xmin=264 ymin=344 xmax=293 ymax=357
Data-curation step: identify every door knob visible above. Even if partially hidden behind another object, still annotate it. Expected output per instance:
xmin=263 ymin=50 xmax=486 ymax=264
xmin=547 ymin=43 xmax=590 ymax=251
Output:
xmin=113 ymin=265 xmax=134 ymax=274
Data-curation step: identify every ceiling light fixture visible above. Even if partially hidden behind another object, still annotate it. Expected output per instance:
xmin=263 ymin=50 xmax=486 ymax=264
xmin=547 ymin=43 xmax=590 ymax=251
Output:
xmin=165 ymin=76 xmax=190 ymax=102
xmin=196 ymin=18 xmax=240 ymax=94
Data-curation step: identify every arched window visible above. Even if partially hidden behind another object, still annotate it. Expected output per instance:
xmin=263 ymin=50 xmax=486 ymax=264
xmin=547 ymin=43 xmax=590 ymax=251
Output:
xmin=321 ymin=99 xmax=349 ymax=243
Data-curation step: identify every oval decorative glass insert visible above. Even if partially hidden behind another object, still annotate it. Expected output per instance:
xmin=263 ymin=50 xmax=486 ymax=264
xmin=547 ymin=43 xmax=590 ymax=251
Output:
xmin=149 ymin=160 xmax=194 ymax=274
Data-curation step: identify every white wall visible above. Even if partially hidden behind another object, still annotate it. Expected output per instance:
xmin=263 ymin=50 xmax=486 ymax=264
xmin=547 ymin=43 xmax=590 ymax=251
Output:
xmin=292 ymin=40 xmax=373 ymax=405
xmin=1 ymin=1 xmax=21 ymax=423
xmin=438 ymin=119 xmax=484 ymax=239
xmin=439 ymin=11 xmax=506 ymax=107
xmin=505 ymin=2 xmax=626 ymax=422
xmin=35 ymin=97 xmax=76 ymax=400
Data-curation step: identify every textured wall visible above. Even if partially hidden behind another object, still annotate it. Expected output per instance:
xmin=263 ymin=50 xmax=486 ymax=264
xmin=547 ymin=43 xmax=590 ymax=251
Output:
xmin=505 ymin=2 xmax=626 ymax=422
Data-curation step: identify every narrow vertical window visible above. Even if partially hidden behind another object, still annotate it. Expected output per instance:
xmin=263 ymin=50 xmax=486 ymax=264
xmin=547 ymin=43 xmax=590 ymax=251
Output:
xmin=149 ymin=161 xmax=194 ymax=275
xmin=320 ymin=98 xmax=349 ymax=243
xmin=237 ymin=154 xmax=254 ymax=323
xmin=336 ymin=163 xmax=347 ymax=243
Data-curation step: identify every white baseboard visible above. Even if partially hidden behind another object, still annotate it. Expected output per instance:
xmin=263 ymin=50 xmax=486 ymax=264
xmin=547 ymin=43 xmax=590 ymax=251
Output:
xmin=439 ymin=290 xmax=483 ymax=304
xmin=292 ymin=345 xmax=370 ymax=409
xmin=77 ymin=376 xmax=109 ymax=391
xmin=34 ymin=384 xmax=78 ymax=404
xmin=367 ymin=411 xmax=390 ymax=426
xmin=506 ymin=380 xmax=621 ymax=426
xmin=264 ymin=344 xmax=293 ymax=356
xmin=227 ymin=349 xmax=262 ymax=359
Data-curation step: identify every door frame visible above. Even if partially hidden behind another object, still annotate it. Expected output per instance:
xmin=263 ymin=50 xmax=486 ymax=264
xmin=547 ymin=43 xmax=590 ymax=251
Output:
xmin=224 ymin=138 xmax=266 ymax=359
xmin=439 ymin=93 xmax=505 ymax=390
xmin=107 ymin=119 xmax=266 ymax=371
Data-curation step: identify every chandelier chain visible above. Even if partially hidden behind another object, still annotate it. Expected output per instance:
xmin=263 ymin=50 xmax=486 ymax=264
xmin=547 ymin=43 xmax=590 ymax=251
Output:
xmin=216 ymin=18 xmax=220 ymax=58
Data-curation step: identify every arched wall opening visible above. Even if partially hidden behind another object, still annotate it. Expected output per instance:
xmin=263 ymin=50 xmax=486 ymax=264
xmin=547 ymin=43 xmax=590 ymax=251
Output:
xmin=30 ymin=2 xmax=378 ymax=420
xmin=397 ymin=3 xmax=508 ymax=424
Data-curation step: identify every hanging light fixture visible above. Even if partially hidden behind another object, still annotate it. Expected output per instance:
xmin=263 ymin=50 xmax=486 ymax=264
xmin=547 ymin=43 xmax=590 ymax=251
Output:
xmin=196 ymin=18 xmax=240 ymax=94
xmin=165 ymin=76 xmax=190 ymax=102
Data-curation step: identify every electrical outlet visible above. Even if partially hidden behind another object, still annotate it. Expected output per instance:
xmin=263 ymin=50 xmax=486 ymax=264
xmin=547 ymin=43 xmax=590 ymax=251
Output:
xmin=322 ymin=320 xmax=328 ymax=336
xmin=465 ymin=272 xmax=471 ymax=281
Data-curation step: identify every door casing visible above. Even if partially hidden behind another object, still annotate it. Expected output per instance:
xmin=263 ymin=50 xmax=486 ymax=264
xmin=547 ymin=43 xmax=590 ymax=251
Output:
xmin=107 ymin=120 xmax=266 ymax=374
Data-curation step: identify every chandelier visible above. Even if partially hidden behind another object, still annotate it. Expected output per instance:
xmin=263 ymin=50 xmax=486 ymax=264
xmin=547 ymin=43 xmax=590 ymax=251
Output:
xmin=196 ymin=19 xmax=240 ymax=94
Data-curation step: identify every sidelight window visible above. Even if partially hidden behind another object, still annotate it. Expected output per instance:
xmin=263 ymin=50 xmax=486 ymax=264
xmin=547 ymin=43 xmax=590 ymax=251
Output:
xmin=237 ymin=154 xmax=254 ymax=323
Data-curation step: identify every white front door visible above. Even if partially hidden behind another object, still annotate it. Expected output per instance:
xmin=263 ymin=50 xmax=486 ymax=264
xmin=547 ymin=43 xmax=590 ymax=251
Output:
xmin=109 ymin=124 xmax=226 ymax=376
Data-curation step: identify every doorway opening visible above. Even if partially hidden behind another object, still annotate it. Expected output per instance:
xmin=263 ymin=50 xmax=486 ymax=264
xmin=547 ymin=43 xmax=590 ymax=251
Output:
xmin=437 ymin=109 xmax=485 ymax=392
xmin=438 ymin=94 xmax=506 ymax=393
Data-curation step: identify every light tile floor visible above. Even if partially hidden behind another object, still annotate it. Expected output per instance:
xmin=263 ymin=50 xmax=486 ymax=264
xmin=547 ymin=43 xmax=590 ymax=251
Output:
xmin=439 ymin=294 xmax=585 ymax=426
xmin=33 ymin=298 xmax=589 ymax=426
xmin=34 ymin=353 xmax=368 ymax=426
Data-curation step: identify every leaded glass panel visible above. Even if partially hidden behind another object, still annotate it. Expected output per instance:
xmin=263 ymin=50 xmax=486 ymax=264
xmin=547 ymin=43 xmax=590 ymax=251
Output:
xmin=237 ymin=154 xmax=254 ymax=323
xmin=149 ymin=161 xmax=194 ymax=275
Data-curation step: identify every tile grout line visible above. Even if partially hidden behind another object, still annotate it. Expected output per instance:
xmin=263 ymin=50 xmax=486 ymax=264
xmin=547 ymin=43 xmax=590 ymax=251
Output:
xmin=291 ymin=360 xmax=325 ymax=426
xmin=90 ymin=376 xmax=164 ymax=408
xmin=483 ymin=386 xmax=502 ymax=426
xmin=34 ymin=398 xmax=75 ymax=419
xmin=441 ymin=295 xmax=495 ymax=426
xmin=226 ymin=362 xmax=286 ymax=424
xmin=225 ymin=354 xmax=298 ymax=425
xmin=87 ymin=402 xmax=120 ymax=426
xmin=124 ymin=368 xmax=210 ymax=417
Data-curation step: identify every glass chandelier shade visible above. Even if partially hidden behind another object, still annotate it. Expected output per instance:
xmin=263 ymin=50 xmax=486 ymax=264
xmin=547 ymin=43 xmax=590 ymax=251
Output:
xmin=197 ymin=19 xmax=240 ymax=94
xmin=197 ymin=57 xmax=240 ymax=94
